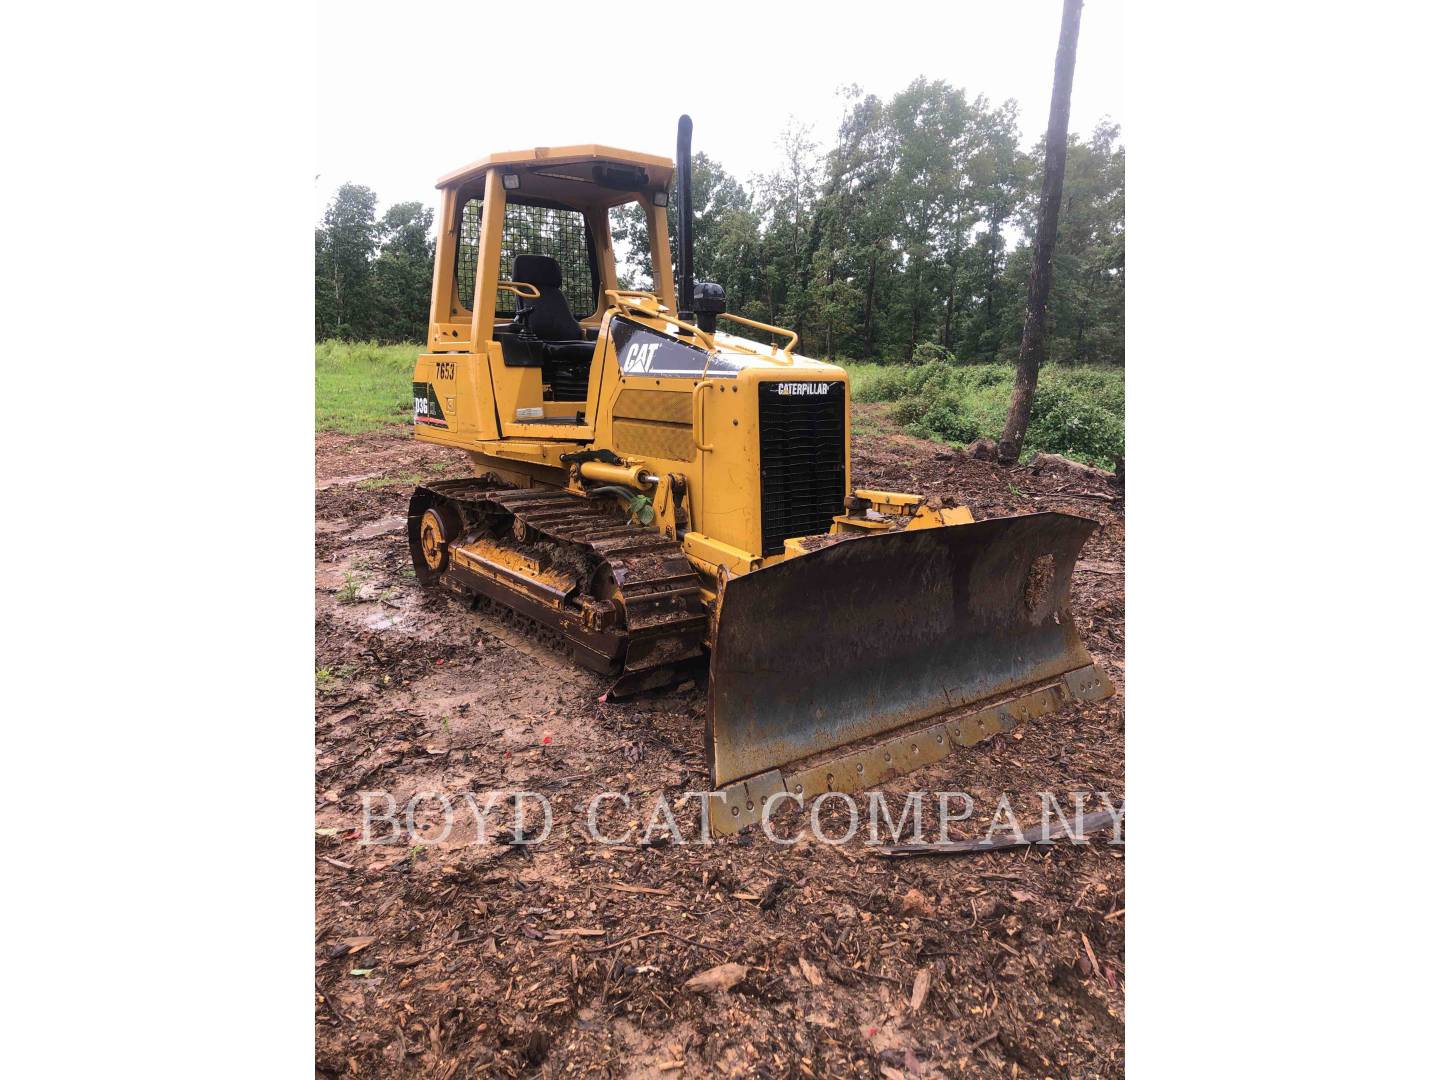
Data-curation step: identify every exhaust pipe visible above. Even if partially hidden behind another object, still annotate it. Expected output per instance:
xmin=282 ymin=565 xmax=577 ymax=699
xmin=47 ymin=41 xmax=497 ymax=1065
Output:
xmin=675 ymin=115 xmax=695 ymax=322
xmin=674 ymin=115 xmax=726 ymax=334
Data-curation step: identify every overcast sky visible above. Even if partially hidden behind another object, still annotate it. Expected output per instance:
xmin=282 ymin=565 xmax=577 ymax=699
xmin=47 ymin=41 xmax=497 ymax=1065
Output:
xmin=315 ymin=0 xmax=1124 ymax=219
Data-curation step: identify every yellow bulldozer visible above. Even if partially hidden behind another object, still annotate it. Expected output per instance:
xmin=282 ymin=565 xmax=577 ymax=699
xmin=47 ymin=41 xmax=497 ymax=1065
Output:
xmin=408 ymin=117 xmax=1113 ymax=834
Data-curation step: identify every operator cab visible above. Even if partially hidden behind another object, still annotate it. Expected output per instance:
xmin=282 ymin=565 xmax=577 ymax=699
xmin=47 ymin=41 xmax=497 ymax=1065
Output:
xmin=426 ymin=146 xmax=678 ymax=438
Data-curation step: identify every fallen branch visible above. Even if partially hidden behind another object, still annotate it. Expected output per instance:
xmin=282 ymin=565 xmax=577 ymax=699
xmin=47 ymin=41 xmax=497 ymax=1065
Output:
xmin=602 ymin=883 xmax=669 ymax=896
xmin=1018 ymin=488 xmax=1116 ymax=502
xmin=873 ymin=809 xmax=1121 ymax=858
xmin=316 ymin=981 xmax=351 ymax=1024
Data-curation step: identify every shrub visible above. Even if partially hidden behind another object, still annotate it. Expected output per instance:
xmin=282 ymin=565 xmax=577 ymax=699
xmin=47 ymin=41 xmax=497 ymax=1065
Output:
xmin=893 ymin=394 xmax=928 ymax=427
xmin=915 ymin=391 xmax=981 ymax=444
xmin=1026 ymin=382 xmax=1125 ymax=466
xmin=845 ymin=354 xmax=1124 ymax=467
xmin=852 ymin=365 xmax=913 ymax=403
xmin=909 ymin=341 xmax=956 ymax=366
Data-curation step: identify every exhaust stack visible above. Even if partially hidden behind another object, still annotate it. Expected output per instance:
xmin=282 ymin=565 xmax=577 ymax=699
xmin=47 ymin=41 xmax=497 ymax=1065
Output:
xmin=674 ymin=115 xmax=726 ymax=334
xmin=675 ymin=115 xmax=695 ymax=323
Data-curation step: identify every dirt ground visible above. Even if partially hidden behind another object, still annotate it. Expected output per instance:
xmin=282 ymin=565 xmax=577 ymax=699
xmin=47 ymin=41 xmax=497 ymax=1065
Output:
xmin=315 ymin=404 xmax=1125 ymax=1078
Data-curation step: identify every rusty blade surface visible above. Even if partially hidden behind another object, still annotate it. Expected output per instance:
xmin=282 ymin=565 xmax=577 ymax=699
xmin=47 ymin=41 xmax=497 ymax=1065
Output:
xmin=706 ymin=512 xmax=1098 ymax=788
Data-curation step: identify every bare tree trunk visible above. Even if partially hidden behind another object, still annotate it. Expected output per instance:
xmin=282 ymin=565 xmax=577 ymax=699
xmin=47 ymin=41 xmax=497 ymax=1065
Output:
xmin=943 ymin=278 xmax=955 ymax=350
xmin=998 ymin=0 xmax=1083 ymax=465
xmin=984 ymin=221 xmax=999 ymax=341
xmin=333 ymin=255 xmax=343 ymax=336
xmin=943 ymin=213 xmax=963 ymax=350
xmin=861 ymin=250 xmax=878 ymax=358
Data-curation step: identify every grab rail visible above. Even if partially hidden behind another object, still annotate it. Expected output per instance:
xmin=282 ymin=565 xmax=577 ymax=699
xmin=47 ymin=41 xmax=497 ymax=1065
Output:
xmin=716 ymin=312 xmax=797 ymax=361
xmin=692 ymin=380 xmax=716 ymax=452
xmin=603 ymin=289 xmax=718 ymax=352
xmin=602 ymin=289 xmax=802 ymax=375
xmin=496 ymin=280 xmax=541 ymax=300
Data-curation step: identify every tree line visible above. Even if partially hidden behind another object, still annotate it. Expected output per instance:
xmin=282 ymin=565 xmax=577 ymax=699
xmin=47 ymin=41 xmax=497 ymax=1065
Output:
xmin=314 ymin=191 xmax=434 ymax=342
xmin=315 ymin=77 xmax=1123 ymax=366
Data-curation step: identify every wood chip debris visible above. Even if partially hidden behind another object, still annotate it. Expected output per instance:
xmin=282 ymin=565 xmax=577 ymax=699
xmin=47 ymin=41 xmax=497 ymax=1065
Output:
xmin=683 ymin=962 xmax=748 ymax=993
xmin=798 ymin=956 xmax=824 ymax=987
xmin=909 ymin=967 xmax=932 ymax=1012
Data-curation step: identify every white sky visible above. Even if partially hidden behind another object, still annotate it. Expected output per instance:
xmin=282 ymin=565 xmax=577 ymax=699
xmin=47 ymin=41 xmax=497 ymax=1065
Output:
xmin=315 ymin=0 xmax=1124 ymax=220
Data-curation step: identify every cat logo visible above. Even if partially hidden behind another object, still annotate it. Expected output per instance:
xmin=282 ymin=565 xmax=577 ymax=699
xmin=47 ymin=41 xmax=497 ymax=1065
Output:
xmin=621 ymin=342 xmax=662 ymax=373
xmin=776 ymin=382 xmax=830 ymax=396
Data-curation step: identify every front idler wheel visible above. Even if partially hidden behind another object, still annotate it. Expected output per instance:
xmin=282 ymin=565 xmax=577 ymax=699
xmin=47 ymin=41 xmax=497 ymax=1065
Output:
xmin=417 ymin=503 xmax=461 ymax=577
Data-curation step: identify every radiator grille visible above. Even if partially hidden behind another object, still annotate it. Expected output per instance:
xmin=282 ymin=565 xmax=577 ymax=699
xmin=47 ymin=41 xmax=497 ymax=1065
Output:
xmin=757 ymin=381 xmax=847 ymax=556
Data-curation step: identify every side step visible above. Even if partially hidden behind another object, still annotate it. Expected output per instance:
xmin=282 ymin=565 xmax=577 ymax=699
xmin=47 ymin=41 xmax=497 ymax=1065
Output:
xmin=706 ymin=664 xmax=1114 ymax=837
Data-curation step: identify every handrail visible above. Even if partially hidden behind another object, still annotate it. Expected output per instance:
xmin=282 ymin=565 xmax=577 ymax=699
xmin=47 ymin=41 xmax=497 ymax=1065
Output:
xmin=606 ymin=288 xmax=669 ymax=309
xmin=497 ymin=280 xmax=541 ymax=300
xmin=603 ymin=289 xmax=718 ymax=353
xmin=692 ymin=381 xmax=716 ymax=452
xmin=601 ymin=289 xmax=803 ymax=372
xmin=716 ymin=312 xmax=798 ymax=361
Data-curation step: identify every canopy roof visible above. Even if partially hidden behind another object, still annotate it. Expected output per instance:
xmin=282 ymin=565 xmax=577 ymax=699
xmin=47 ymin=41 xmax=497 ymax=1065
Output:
xmin=437 ymin=145 xmax=674 ymax=208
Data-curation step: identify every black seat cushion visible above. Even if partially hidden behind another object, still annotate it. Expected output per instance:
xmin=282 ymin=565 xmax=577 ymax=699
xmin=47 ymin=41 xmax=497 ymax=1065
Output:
xmin=542 ymin=341 xmax=595 ymax=364
xmin=542 ymin=341 xmax=593 ymax=402
xmin=512 ymin=254 xmax=583 ymax=341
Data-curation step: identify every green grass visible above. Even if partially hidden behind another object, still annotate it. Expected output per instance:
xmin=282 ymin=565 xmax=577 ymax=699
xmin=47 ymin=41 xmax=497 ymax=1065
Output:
xmin=315 ymin=663 xmax=358 ymax=691
xmin=316 ymin=339 xmax=421 ymax=433
xmin=845 ymin=358 xmax=1124 ymax=468
xmin=357 ymin=471 xmax=428 ymax=490
xmin=336 ymin=573 xmax=362 ymax=604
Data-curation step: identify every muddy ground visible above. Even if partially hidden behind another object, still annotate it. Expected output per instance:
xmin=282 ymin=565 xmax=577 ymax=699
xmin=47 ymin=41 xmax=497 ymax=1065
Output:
xmin=315 ymin=404 xmax=1125 ymax=1078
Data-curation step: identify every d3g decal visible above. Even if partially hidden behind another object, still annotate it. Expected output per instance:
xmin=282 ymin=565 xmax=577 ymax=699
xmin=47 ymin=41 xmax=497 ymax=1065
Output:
xmin=413 ymin=382 xmax=448 ymax=428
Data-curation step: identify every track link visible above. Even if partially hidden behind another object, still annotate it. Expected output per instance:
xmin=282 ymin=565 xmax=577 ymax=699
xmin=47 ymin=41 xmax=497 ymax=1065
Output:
xmin=408 ymin=477 xmax=709 ymax=695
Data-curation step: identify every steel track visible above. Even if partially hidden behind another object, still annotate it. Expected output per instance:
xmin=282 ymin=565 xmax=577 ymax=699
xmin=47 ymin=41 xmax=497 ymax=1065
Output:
xmin=408 ymin=477 xmax=709 ymax=695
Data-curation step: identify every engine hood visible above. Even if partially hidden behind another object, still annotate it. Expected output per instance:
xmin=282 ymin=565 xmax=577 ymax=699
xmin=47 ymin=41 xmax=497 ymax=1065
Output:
xmin=612 ymin=313 xmax=841 ymax=381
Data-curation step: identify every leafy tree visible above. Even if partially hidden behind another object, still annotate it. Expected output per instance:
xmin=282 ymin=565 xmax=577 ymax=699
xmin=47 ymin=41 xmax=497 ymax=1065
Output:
xmin=370 ymin=201 xmax=434 ymax=342
xmin=315 ymin=183 xmax=378 ymax=339
xmin=314 ymin=189 xmax=436 ymax=343
xmin=313 ymin=80 xmax=1124 ymax=375
xmin=1050 ymin=122 xmax=1125 ymax=364
xmin=999 ymin=123 xmax=1125 ymax=365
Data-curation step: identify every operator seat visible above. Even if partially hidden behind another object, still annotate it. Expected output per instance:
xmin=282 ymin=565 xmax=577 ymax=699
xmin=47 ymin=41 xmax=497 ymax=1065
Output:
xmin=511 ymin=254 xmax=594 ymax=402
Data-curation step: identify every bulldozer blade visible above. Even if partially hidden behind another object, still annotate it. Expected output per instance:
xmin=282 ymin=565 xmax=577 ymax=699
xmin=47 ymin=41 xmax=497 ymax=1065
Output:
xmin=706 ymin=512 xmax=1104 ymax=792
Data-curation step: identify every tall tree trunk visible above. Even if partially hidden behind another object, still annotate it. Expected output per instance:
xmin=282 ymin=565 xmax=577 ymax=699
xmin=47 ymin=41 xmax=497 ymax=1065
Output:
xmin=943 ymin=280 xmax=955 ymax=350
xmin=861 ymin=249 xmax=878 ymax=359
xmin=998 ymin=0 xmax=1083 ymax=464
xmin=332 ymin=252 xmax=343 ymax=336
xmin=908 ymin=293 xmax=919 ymax=359
xmin=985 ymin=221 xmax=999 ymax=334
xmin=943 ymin=212 xmax=963 ymax=350
xmin=824 ymin=260 xmax=835 ymax=357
